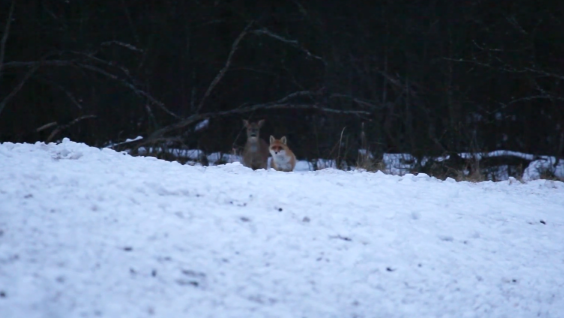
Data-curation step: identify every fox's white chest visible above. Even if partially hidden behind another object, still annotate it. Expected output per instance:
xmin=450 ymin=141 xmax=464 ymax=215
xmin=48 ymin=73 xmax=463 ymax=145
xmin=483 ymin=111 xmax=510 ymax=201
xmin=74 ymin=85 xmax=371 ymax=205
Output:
xmin=272 ymin=154 xmax=293 ymax=170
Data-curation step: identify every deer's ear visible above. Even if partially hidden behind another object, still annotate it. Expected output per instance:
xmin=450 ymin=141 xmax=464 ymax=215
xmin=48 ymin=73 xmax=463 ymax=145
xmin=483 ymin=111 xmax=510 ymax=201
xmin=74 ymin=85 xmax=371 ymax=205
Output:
xmin=258 ymin=119 xmax=265 ymax=127
xmin=281 ymin=136 xmax=287 ymax=144
xmin=270 ymin=135 xmax=275 ymax=143
xmin=242 ymin=119 xmax=249 ymax=127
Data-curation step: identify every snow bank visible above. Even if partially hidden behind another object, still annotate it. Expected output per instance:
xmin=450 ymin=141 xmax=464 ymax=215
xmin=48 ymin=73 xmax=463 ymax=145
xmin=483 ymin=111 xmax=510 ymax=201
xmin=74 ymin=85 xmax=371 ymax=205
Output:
xmin=127 ymin=143 xmax=562 ymax=181
xmin=523 ymin=157 xmax=564 ymax=181
xmin=1 ymin=139 xmax=563 ymax=318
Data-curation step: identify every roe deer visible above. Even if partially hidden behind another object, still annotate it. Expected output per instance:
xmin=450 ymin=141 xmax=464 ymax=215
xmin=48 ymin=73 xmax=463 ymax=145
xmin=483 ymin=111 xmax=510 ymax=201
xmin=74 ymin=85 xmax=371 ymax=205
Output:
xmin=269 ymin=136 xmax=296 ymax=172
xmin=242 ymin=119 xmax=270 ymax=170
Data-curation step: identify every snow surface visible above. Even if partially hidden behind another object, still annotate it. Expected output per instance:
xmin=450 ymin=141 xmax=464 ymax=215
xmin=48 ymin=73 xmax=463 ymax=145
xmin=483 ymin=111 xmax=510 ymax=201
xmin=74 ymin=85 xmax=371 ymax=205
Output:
xmin=524 ymin=157 xmax=564 ymax=182
xmin=1 ymin=139 xmax=564 ymax=318
xmin=195 ymin=119 xmax=210 ymax=131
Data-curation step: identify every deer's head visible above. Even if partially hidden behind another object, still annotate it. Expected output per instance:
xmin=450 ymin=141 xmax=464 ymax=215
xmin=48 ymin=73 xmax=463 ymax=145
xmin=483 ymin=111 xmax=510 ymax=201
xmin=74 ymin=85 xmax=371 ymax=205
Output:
xmin=243 ymin=119 xmax=265 ymax=140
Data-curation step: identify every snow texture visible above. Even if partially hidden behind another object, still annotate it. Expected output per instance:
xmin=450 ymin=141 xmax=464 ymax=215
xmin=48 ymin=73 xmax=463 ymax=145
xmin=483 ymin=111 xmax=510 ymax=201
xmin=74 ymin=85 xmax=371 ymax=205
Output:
xmin=523 ymin=157 xmax=564 ymax=181
xmin=195 ymin=119 xmax=210 ymax=131
xmin=1 ymin=139 xmax=564 ymax=318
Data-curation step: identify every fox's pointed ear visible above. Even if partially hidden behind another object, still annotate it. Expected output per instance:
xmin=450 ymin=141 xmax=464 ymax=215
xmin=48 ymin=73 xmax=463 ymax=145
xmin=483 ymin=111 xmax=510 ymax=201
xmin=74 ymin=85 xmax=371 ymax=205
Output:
xmin=258 ymin=119 xmax=265 ymax=127
xmin=242 ymin=119 xmax=249 ymax=127
xmin=281 ymin=136 xmax=287 ymax=144
xmin=269 ymin=135 xmax=275 ymax=144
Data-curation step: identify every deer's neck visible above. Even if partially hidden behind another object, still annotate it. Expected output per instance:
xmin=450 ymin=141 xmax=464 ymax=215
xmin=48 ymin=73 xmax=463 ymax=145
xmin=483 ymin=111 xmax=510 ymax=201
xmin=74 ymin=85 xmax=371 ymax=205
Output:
xmin=247 ymin=137 xmax=260 ymax=152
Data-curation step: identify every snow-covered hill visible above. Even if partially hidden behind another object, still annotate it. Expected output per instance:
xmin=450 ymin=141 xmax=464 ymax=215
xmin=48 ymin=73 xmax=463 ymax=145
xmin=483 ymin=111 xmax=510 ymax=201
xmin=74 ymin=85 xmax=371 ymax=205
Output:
xmin=1 ymin=139 xmax=563 ymax=318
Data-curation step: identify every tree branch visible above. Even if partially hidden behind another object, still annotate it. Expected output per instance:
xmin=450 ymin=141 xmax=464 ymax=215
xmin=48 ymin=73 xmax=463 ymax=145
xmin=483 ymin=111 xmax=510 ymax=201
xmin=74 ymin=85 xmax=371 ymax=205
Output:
xmin=4 ymin=59 xmax=81 ymax=69
xmin=0 ymin=0 xmax=16 ymax=77
xmin=196 ymin=21 xmax=253 ymax=113
xmin=524 ymin=67 xmax=564 ymax=81
xmin=33 ymin=75 xmax=83 ymax=110
xmin=46 ymin=115 xmax=97 ymax=142
xmin=71 ymin=51 xmax=140 ymax=85
xmin=100 ymin=41 xmax=143 ymax=53
xmin=147 ymin=91 xmax=370 ymax=140
xmin=501 ymin=94 xmax=564 ymax=106
xmin=3 ymin=56 xmax=175 ymax=119
xmin=444 ymin=56 xmax=564 ymax=80
xmin=0 ymin=63 xmax=39 ymax=117
xmin=252 ymin=27 xmax=325 ymax=64
xmin=329 ymin=94 xmax=383 ymax=110
xmin=76 ymin=63 xmax=179 ymax=118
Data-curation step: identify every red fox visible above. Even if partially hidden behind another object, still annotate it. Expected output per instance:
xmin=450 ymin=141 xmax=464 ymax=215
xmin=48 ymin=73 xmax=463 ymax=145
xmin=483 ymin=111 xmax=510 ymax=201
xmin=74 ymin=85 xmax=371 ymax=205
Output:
xmin=242 ymin=119 xmax=270 ymax=170
xmin=269 ymin=136 xmax=296 ymax=172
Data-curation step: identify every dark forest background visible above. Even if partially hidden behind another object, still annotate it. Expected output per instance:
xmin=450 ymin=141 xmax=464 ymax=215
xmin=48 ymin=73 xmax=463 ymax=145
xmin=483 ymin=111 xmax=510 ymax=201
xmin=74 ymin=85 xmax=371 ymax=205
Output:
xmin=1 ymin=0 xmax=563 ymax=177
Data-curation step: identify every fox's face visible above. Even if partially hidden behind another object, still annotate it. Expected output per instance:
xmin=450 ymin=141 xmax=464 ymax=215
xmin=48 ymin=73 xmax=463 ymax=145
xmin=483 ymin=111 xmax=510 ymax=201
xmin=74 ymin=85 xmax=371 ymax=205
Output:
xmin=269 ymin=136 xmax=288 ymax=156
xmin=269 ymin=135 xmax=296 ymax=171
xmin=243 ymin=119 xmax=264 ymax=140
